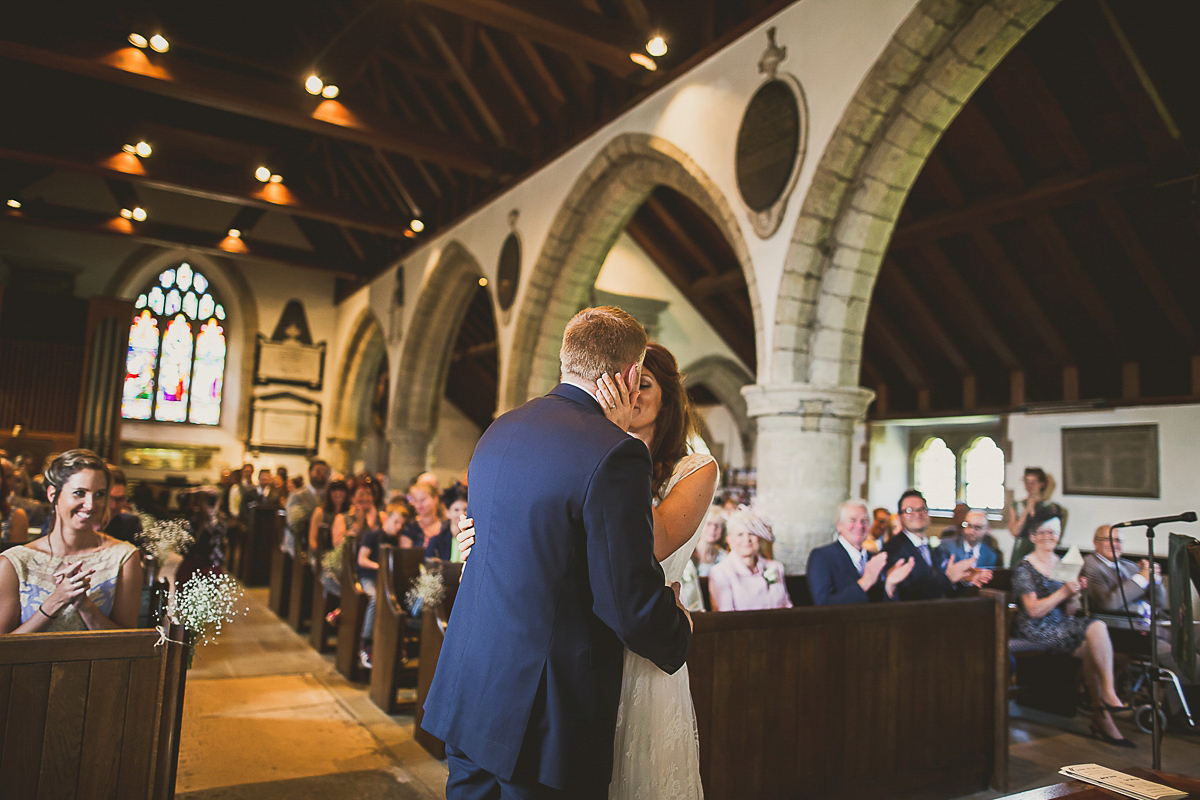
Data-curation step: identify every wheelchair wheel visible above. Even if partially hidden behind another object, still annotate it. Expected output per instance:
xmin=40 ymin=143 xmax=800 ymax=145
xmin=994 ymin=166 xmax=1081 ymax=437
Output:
xmin=1134 ymin=704 xmax=1167 ymax=734
xmin=1117 ymin=666 xmax=1151 ymax=706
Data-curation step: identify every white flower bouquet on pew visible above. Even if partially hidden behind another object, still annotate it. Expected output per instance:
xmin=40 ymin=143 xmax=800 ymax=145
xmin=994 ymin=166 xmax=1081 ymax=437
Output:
xmin=135 ymin=511 xmax=195 ymax=567
xmin=162 ymin=572 xmax=246 ymax=666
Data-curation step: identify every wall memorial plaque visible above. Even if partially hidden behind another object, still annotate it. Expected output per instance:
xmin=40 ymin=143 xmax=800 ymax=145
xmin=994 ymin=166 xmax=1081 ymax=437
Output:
xmin=1062 ymin=423 xmax=1159 ymax=497
xmin=248 ymin=392 xmax=321 ymax=455
xmin=735 ymin=27 xmax=808 ymax=239
xmin=254 ymin=335 xmax=326 ymax=388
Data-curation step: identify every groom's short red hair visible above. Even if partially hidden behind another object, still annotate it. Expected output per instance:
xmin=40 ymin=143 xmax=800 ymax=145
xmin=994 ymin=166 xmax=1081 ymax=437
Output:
xmin=559 ymin=306 xmax=647 ymax=383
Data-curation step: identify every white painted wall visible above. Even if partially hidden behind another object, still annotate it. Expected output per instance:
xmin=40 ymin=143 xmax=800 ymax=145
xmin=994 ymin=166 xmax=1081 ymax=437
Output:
xmin=428 ymin=399 xmax=480 ymax=488
xmin=696 ymin=404 xmax=746 ymax=470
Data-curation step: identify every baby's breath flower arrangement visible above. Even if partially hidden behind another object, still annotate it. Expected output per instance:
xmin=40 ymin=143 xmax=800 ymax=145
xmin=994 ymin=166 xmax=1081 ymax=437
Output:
xmin=166 ymin=572 xmax=245 ymax=647
xmin=405 ymin=570 xmax=445 ymax=612
xmin=135 ymin=512 xmax=195 ymax=567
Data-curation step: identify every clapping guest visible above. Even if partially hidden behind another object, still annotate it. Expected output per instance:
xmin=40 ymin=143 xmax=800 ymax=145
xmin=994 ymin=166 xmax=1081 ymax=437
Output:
xmin=0 ymin=460 xmax=29 ymax=544
xmin=1005 ymin=467 xmax=1066 ymax=568
xmin=0 ymin=450 xmax=142 ymax=633
xmin=1014 ymin=513 xmax=1132 ymax=746
xmin=938 ymin=510 xmax=1000 ymax=568
xmin=692 ymin=508 xmax=728 ymax=577
xmin=807 ymin=500 xmax=914 ymax=605
xmin=864 ymin=507 xmax=891 ymax=554
xmin=884 ymin=490 xmax=991 ymax=600
xmin=708 ymin=507 xmax=792 ymax=611
xmin=333 ymin=476 xmax=382 ymax=548
xmin=1081 ymin=525 xmax=1166 ymax=616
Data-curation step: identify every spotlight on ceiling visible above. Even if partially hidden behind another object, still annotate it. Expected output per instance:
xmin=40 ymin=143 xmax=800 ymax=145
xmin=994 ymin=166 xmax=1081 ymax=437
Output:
xmin=645 ymin=36 xmax=667 ymax=57
xmin=409 ymin=218 xmax=425 ymax=233
xmin=120 ymin=208 xmax=133 ymax=219
xmin=255 ymin=166 xmax=271 ymax=183
xmin=304 ymin=74 xmax=324 ymax=95
xmin=134 ymin=141 xmax=152 ymax=157
xmin=629 ymin=52 xmax=657 ymax=71
xmin=227 ymin=228 xmax=242 ymax=239
xmin=6 ymin=199 xmax=21 ymax=209
xmin=269 ymin=173 xmax=283 ymax=183
xmin=478 ymin=277 xmax=488 ymax=287
xmin=128 ymin=33 xmax=148 ymax=49
xmin=321 ymin=84 xmax=339 ymax=99
xmin=131 ymin=207 xmax=147 ymax=222
xmin=148 ymin=34 xmax=169 ymax=53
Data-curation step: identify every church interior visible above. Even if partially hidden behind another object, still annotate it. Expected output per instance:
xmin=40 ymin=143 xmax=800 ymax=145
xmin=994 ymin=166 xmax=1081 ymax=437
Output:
xmin=2 ymin=0 xmax=1199 ymax=797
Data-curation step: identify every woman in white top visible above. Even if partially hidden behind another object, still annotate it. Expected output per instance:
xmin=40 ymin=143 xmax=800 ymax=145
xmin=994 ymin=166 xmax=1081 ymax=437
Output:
xmin=0 ymin=450 xmax=141 ymax=633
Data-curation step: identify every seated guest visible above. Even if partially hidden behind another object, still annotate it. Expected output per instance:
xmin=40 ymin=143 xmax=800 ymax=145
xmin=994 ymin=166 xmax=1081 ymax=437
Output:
xmin=708 ymin=507 xmax=792 ymax=611
xmin=938 ymin=509 xmax=1000 ymax=568
xmin=102 ymin=466 xmax=142 ymax=544
xmin=864 ymin=506 xmax=891 ymax=554
xmin=309 ymin=479 xmax=350 ymax=555
xmin=256 ymin=468 xmax=284 ymax=511
xmin=692 ymin=508 xmax=728 ymax=577
xmin=5 ymin=458 xmax=46 ymax=531
xmin=884 ymin=490 xmax=991 ymax=600
xmin=807 ymin=499 xmax=913 ymax=605
xmin=424 ymin=486 xmax=465 ymax=560
xmin=0 ymin=461 xmax=29 ymax=544
xmin=1015 ymin=512 xmax=1133 ymax=746
xmin=940 ymin=502 xmax=970 ymax=542
xmin=400 ymin=481 xmax=443 ymax=550
xmin=0 ymin=450 xmax=142 ymax=633
xmin=1081 ymin=524 xmax=1165 ymax=616
xmin=332 ymin=477 xmax=382 ymax=551
xmin=356 ymin=500 xmax=408 ymax=669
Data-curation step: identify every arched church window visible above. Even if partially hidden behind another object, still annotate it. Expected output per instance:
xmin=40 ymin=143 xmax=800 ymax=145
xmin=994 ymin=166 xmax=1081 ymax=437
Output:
xmin=913 ymin=437 xmax=956 ymax=512
xmin=962 ymin=436 xmax=1005 ymax=511
xmin=122 ymin=263 xmax=227 ymax=425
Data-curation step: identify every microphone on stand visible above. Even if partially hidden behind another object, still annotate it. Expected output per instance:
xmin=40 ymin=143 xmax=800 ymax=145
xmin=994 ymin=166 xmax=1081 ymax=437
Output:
xmin=1110 ymin=511 xmax=1197 ymax=528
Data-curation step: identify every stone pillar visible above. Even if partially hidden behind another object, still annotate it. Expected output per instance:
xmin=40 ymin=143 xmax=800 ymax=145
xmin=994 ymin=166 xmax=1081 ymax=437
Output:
xmin=387 ymin=428 xmax=432 ymax=488
xmin=325 ymin=436 xmax=358 ymax=476
xmin=743 ymin=383 xmax=875 ymax=573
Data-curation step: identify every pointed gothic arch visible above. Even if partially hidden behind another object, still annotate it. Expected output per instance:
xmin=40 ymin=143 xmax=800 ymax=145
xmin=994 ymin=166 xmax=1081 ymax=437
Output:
xmin=330 ymin=308 xmax=388 ymax=474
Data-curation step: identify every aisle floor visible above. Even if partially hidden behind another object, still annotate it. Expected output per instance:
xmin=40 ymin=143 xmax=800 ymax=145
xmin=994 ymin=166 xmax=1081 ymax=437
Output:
xmin=174 ymin=586 xmax=1198 ymax=799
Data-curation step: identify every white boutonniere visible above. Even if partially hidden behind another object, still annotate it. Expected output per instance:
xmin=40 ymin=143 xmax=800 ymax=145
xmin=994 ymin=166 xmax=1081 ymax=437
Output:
xmin=763 ymin=566 xmax=779 ymax=586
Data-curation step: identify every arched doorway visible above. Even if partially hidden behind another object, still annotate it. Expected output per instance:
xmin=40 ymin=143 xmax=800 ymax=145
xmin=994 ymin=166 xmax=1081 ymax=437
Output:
xmin=330 ymin=309 xmax=388 ymax=476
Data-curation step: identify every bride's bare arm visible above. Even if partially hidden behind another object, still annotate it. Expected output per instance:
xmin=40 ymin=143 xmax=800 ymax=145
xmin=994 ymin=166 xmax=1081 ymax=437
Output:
xmin=651 ymin=461 xmax=718 ymax=562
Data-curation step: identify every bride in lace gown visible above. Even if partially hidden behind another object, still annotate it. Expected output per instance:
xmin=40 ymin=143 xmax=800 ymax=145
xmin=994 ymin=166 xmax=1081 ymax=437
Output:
xmin=459 ymin=344 xmax=717 ymax=798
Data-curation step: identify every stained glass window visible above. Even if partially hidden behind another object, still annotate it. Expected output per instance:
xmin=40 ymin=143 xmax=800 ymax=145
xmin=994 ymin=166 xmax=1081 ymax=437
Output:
xmin=963 ymin=437 xmax=1005 ymax=510
xmin=121 ymin=264 xmax=227 ymax=425
xmin=914 ymin=437 xmax=957 ymax=512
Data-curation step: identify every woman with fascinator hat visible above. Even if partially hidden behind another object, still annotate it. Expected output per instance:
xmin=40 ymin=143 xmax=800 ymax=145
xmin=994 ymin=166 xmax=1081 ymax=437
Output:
xmin=707 ymin=505 xmax=792 ymax=612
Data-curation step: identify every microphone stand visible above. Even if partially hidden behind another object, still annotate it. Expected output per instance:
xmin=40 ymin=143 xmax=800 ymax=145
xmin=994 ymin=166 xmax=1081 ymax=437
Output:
xmin=1144 ymin=522 xmax=1163 ymax=770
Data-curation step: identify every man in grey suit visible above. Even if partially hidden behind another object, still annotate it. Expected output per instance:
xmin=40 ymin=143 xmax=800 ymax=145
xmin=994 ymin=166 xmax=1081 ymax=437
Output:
xmin=938 ymin=509 xmax=1000 ymax=568
xmin=1081 ymin=524 xmax=1165 ymax=615
xmin=283 ymin=459 xmax=329 ymax=555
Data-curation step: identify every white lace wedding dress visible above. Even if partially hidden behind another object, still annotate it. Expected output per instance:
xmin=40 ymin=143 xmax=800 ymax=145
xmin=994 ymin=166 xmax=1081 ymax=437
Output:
xmin=610 ymin=452 xmax=715 ymax=800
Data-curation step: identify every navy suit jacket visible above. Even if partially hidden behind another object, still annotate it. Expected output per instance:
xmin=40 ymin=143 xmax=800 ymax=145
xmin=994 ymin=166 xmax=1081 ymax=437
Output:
xmin=884 ymin=532 xmax=955 ymax=600
xmin=806 ymin=540 xmax=887 ymax=605
xmin=937 ymin=537 xmax=999 ymax=568
xmin=420 ymin=384 xmax=691 ymax=791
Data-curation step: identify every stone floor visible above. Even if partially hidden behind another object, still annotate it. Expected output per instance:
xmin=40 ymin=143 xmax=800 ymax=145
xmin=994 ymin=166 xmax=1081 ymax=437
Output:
xmin=175 ymin=585 xmax=1198 ymax=799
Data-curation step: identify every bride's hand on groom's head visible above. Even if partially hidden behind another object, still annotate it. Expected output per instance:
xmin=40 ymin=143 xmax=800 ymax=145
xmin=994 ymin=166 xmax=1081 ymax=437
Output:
xmin=456 ymin=516 xmax=475 ymax=560
xmin=596 ymin=372 xmax=638 ymax=431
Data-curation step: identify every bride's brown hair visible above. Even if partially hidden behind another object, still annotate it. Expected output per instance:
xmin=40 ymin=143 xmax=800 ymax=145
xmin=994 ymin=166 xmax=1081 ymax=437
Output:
xmin=643 ymin=344 xmax=696 ymax=499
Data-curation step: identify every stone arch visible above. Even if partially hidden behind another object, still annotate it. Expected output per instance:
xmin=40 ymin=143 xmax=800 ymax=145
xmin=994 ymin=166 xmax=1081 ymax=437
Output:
xmin=106 ymin=246 xmax=259 ymax=440
xmin=503 ymin=132 xmax=761 ymax=412
xmin=773 ymin=0 xmax=1059 ymax=388
xmin=683 ymin=355 xmax=756 ymax=464
xmin=329 ymin=307 xmax=387 ymax=474
xmin=388 ymin=241 xmax=486 ymax=482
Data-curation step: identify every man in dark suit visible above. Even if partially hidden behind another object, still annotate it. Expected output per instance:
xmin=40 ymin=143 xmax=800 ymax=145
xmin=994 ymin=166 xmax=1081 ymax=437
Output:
xmin=938 ymin=509 xmax=1000 ymax=568
xmin=421 ymin=307 xmax=693 ymax=799
xmin=884 ymin=490 xmax=991 ymax=600
xmin=807 ymin=499 xmax=913 ymax=605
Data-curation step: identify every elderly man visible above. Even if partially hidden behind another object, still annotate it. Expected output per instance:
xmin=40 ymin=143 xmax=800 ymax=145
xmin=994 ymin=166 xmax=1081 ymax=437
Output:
xmin=807 ymin=500 xmax=914 ymax=605
xmin=884 ymin=490 xmax=992 ymax=600
xmin=1081 ymin=525 xmax=1166 ymax=616
xmin=283 ymin=459 xmax=329 ymax=555
xmin=938 ymin=509 xmax=1000 ymax=568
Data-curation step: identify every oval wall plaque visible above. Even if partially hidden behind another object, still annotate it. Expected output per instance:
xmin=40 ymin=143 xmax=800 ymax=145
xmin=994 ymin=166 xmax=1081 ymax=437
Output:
xmin=496 ymin=231 xmax=521 ymax=311
xmin=736 ymin=79 xmax=800 ymax=213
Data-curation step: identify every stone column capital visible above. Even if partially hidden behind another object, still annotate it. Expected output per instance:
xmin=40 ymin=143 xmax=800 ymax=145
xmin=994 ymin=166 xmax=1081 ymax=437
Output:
xmin=742 ymin=382 xmax=875 ymax=422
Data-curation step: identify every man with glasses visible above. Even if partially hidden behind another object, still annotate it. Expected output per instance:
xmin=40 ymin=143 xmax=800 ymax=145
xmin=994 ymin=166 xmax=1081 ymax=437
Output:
xmin=884 ymin=490 xmax=992 ymax=600
xmin=938 ymin=510 xmax=1000 ymax=568
xmin=1081 ymin=525 xmax=1165 ymax=616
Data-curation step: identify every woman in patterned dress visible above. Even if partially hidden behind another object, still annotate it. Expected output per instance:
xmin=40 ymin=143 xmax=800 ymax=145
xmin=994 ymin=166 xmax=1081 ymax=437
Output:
xmin=1014 ymin=511 xmax=1131 ymax=746
xmin=0 ymin=450 xmax=142 ymax=633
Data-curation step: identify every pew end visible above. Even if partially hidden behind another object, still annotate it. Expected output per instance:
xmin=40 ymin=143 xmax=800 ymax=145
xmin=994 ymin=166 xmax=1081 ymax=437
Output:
xmin=368 ymin=545 xmax=426 ymax=713
xmin=414 ymin=562 xmax=462 ymax=760
xmin=335 ymin=534 xmax=370 ymax=683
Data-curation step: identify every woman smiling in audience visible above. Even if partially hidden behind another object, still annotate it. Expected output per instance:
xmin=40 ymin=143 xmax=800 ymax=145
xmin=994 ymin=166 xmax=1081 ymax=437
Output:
xmin=0 ymin=450 xmax=142 ymax=633
xmin=708 ymin=507 xmax=792 ymax=612
xmin=1014 ymin=510 xmax=1131 ymax=747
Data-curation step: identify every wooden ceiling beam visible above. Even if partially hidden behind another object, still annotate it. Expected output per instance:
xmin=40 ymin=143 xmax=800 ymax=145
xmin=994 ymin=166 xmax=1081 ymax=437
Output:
xmin=0 ymin=40 xmax=515 ymax=178
xmin=865 ymin=311 xmax=933 ymax=391
xmin=478 ymin=28 xmax=540 ymax=127
xmin=877 ymin=257 xmax=971 ymax=376
xmin=512 ymin=35 xmax=568 ymax=108
xmin=2 ymin=200 xmax=372 ymax=278
xmin=411 ymin=0 xmax=647 ymax=78
xmin=417 ymin=13 xmax=508 ymax=146
xmin=690 ymin=270 xmax=746 ymax=299
xmin=890 ymin=160 xmax=1197 ymax=248
xmin=0 ymin=145 xmax=413 ymax=238
xmin=641 ymin=195 xmax=723 ymax=277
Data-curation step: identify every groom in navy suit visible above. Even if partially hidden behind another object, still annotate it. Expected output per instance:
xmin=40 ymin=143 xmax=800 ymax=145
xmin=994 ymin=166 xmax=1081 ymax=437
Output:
xmin=421 ymin=307 xmax=693 ymax=799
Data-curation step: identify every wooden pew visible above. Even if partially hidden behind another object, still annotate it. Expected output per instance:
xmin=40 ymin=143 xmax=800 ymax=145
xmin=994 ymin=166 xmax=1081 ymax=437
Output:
xmin=335 ymin=534 xmax=369 ymax=682
xmin=286 ymin=541 xmax=314 ymax=633
xmin=239 ymin=506 xmax=278 ymax=587
xmin=414 ymin=562 xmax=462 ymax=760
xmin=687 ymin=593 xmax=1010 ymax=800
xmin=266 ymin=511 xmax=291 ymax=619
xmin=368 ymin=545 xmax=427 ymax=713
xmin=0 ymin=625 xmax=188 ymax=799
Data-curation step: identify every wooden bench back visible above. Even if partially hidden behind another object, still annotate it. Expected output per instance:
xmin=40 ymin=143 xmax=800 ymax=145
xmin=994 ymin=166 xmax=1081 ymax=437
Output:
xmin=0 ymin=626 xmax=188 ymax=800
xmin=688 ymin=594 xmax=1009 ymax=800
